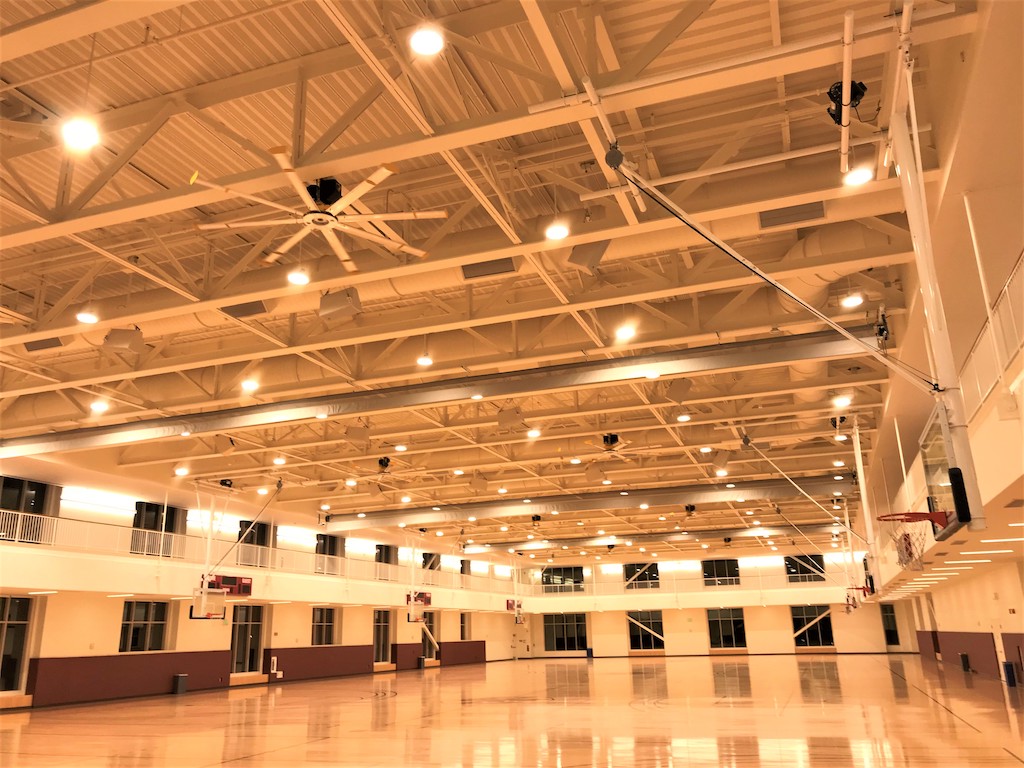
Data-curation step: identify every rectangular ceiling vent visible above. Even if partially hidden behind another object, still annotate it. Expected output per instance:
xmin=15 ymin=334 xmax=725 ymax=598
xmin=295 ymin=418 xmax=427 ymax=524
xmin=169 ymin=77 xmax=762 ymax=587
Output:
xmin=758 ymin=201 xmax=825 ymax=229
xmin=461 ymin=257 xmax=517 ymax=281
xmin=222 ymin=300 xmax=268 ymax=318
xmin=24 ymin=337 xmax=63 ymax=352
xmin=1005 ymin=498 xmax=1024 ymax=508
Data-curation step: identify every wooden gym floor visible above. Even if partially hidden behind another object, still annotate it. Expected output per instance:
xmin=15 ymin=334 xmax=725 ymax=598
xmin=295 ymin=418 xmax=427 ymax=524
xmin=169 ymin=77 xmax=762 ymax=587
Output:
xmin=2 ymin=654 xmax=1021 ymax=767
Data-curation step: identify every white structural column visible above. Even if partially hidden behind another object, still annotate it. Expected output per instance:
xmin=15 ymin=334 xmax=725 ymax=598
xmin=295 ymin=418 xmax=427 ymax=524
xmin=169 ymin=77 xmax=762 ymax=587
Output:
xmin=889 ymin=116 xmax=986 ymax=530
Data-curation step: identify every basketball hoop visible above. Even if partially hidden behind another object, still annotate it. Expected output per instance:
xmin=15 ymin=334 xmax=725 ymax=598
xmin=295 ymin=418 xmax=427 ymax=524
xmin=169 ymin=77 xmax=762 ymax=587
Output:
xmin=189 ymin=586 xmax=227 ymax=620
xmin=407 ymin=591 xmax=430 ymax=623
xmin=877 ymin=513 xmax=934 ymax=571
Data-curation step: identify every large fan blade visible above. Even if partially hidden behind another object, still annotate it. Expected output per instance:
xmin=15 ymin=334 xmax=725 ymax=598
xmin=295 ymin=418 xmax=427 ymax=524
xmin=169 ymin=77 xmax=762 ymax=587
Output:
xmin=268 ymin=147 xmax=320 ymax=210
xmin=190 ymin=172 xmax=300 ymax=216
xmin=327 ymin=164 xmax=397 ymax=215
xmin=337 ymin=211 xmax=448 ymax=222
xmin=322 ymin=229 xmax=357 ymax=273
xmin=263 ymin=227 xmax=313 ymax=264
xmin=331 ymin=222 xmax=427 ymax=258
xmin=196 ymin=219 xmax=298 ymax=230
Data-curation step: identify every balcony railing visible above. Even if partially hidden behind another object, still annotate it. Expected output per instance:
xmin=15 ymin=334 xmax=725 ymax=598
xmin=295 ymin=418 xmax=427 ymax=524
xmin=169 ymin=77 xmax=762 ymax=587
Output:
xmin=1 ymin=509 xmax=849 ymax=599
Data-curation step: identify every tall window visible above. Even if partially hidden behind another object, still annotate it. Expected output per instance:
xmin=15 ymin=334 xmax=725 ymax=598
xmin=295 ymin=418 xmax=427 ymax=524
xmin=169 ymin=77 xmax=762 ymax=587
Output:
xmin=785 ymin=555 xmax=826 ymax=583
xmin=460 ymin=559 xmax=472 ymax=576
xmin=541 ymin=566 xmax=584 ymax=593
xmin=707 ymin=608 xmax=746 ymax=649
xmin=131 ymin=502 xmax=184 ymax=556
xmin=702 ymin=559 xmax=740 ymax=586
xmin=460 ymin=612 xmax=470 ymax=641
xmin=375 ymin=545 xmax=397 ymax=564
xmin=231 ymin=605 xmax=264 ymax=672
xmin=373 ymin=610 xmax=392 ymax=663
xmin=791 ymin=605 xmax=834 ymax=647
xmin=422 ymin=612 xmax=438 ymax=660
xmin=315 ymin=534 xmax=343 ymax=575
xmin=0 ymin=476 xmax=49 ymax=514
xmin=880 ymin=604 xmax=900 ymax=645
xmin=627 ymin=610 xmax=665 ymax=650
xmin=0 ymin=597 xmax=31 ymax=691
xmin=120 ymin=601 xmax=168 ymax=653
xmin=543 ymin=614 xmax=587 ymax=651
xmin=422 ymin=552 xmax=440 ymax=570
xmin=624 ymin=562 xmax=660 ymax=589
xmin=312 ymin=607 xmax=335 ymax=646
xmin=237 ymin=522 xmax=272 ymax=568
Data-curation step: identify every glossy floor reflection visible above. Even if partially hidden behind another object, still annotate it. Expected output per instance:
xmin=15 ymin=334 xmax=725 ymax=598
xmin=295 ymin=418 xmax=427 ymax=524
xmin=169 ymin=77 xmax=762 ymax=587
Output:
xmin=2 ymin=655 xmax=1022 ymax=767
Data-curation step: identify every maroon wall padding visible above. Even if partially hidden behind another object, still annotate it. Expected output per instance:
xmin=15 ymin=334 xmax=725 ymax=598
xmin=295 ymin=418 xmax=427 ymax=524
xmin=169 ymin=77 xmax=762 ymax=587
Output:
xmin=1002 ymin=633 xmax=1024 ymax=678
xmin=917 ymin=631 xmax=939 ymax=661
xmin=27 ymin=650 xmax=230 ymax=707
xmin=935 ymin=631 xmax=1000 ymax=677
xmin=392 ymin=642 xmax=421 ymax=670
xmin=439 ymin=640 xmax=485 ymax=666
xmin=262 ymin=645 xmax=373 ymax=681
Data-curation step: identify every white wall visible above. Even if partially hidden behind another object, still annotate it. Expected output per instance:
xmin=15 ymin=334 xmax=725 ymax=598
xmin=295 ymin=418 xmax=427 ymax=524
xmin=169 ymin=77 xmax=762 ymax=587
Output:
xmin=925 ymin=561 xmax=1024 ymax=655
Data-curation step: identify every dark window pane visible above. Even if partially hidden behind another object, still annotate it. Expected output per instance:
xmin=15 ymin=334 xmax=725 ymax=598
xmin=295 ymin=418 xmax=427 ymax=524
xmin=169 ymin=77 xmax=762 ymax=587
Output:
xmin=7 ymin=598 xmax=30 ymax=622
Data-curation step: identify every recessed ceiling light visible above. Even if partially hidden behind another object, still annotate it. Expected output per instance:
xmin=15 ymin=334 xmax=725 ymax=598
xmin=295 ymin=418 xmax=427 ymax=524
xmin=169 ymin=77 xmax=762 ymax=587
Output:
xmin=395 ymin=444 xmax=408 ymax=452
xmin=76 ymin=309 xmax=99 ymax=324
xmin=676 ymin=414 xmax=691 ymax=423
xmin=409 ymin=25 xmax=445 ymax=56
xmin=320 ymin=504 xmax=330 ymax=511
xmin=416 ymin=354 xmax=433 ymax=367
xmin=601 ymin=479 xmax=612 ymax=485
xmin=316 ymin=412 xmax=328 ymax=419
xmin=639 ymin=503 xmax=649 ymax=510
xmin=834 ymin=475 xmax=843 ymax=481
xmin=467 ymin=516 xmax=476 ymax=522
xmin=174 ymin=465 xmax=189 ymax=477
xmin=980 ymin=537 xmax=1024 ymax=543
xmin=700 ymin=446 xmax=713 ymax=454
xmin=620 ymin=491 xmax=629 ymax=496
xmin=241 ymin=379 xmax=259 ymax=393
xmin=643 ymin=371 xmax=660 ymax=379
xmin=257 ymin=488 xmax=268 ymax=496
xmin=959 ymin=549 xmax=1013 ymax=555
xmin=180 ymin=430 xmax=192 ymax=437
xmin=726 ymin=483 xmax=736 ymax=488
xmin=401 ymin=496 xmax=411 ymax=503
xmin=833 ymin=504 xmax=842 ymax=510
xmin=831 ymin=542 xmax=839 ymax=548
xmin=770 ymin=546 xmax=778 ymax=551
xmin=597 ymin=529 xmax=605 ymax=535
xmin=273 ymin=457 xmax=286 ymax=465
xmin=287 ymin=268 xmax=310 ymax=286
xmin=527 ymin=428 xmax=541 ymax=438
xmin=471 ymin=394 xmax=483 ymax=400
xmin=832 ymin=395 xmax=852 ymax=408
xmin=545 ymin=222 xmax=569 ymax=240
xmin=432 ymin=507 xmax=440 ymax=511
xmin=435 ymin=531 xmax=444 ymax=537
xmin=28 ymin=590 xmax=58 ymax=595
xmin=62 ymin=116 xmax=100 ymax=152
xmin=833 ymin=459 xmax=845 ymax=467
xmin=944 ymin=559 xmax=992 ymax=564
xmin=356 ymin=512 xmax=366 ymax=518
xmin=453 ymin=469 xmax=465 ymax=476
xmin=658 ymin=516 xmax=666 ymax=521
xmin=833 ymin=491 xmax=842 ymax=496
xmin=843 ymin=167 xmax=873 ymax=186
xmin=569 ymin=457 xmax=582 ymax=465
xmin=497 ymin=487 xmax=507 ymax=494
xmin=615 ymin=324 xmax=636 ymax=342
xmin=500 ymin=526 xmax=508 ymax=532
xmin=90 ymin=399 xmax=109 ymax=413
xmin=345 ymin=478 xmax=357 ymax=487
xmin=834 ymin=434 xmax=848 ymax=442
xmin=523 ymin=498 xmax=531 ymax=503
xmin=715 ymin=469 xmax=728 ymax=477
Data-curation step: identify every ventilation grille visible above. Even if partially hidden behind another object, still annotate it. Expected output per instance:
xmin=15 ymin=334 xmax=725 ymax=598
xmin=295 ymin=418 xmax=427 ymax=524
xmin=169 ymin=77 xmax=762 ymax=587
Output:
xmin=222 ymin=300 xmax=268 ymax=318
xmin=461 ymin=257 xmax=516 ymax=281
xmin=1005 ymin=498 xmax=1024 ymax=508
xmin=758 ymin=201 xmax=826 ymax=229
xmin=24 ymin=337 xmax=63 ymax=352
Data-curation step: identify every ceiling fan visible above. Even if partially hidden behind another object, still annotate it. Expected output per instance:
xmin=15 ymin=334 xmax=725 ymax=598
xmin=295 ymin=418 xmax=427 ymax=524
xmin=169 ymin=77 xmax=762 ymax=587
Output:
xmin=583 ymin=433 xmax=664 ymax=463
xmin=189 ymin=147 xmax=448 ymax=272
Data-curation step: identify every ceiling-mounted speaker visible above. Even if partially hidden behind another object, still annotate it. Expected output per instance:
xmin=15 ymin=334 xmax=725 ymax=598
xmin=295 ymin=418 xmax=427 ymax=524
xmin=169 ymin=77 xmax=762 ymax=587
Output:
xmin=223 ymin=300 xmax=268 ymax=318
xmin=567 ymin=240 xmax=609 ymax=273
xmin=103 ymin=328 xmax=146 ymax=354
xmin=214 ymin=434 xmax=237 ymax=455
xmin=344 ymin=425 xmax=371 ymax=442
xmin=666 ymin=379 xmax=693 ymax=403
xmin=318 ymin=288 xmax=362 ymax=319
xmin=497 ymin=406 xmax=524 ymax=430
xmin=469 ymin=476 xmax=488 ymax=493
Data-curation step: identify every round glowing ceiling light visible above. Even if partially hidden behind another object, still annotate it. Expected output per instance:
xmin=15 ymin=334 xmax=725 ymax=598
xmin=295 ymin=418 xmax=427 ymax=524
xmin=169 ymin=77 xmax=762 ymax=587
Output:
xmin=620 ymin=491 xmax=629 ymax=496
xmin=834 ymin=475 xmax=844 ymax=481
xmin=579 ymin=550 xmax=587 ymax=556
xmin=395 ymin=444 xmax=408 ymax=452
xmin=840 ymin=293 xmax=865 ymax=309
xmin=639 ymin=503 xmax=649 ymax=510
xmin=676 ymin=414 xmax=691 ymax=423
xmin=416 ymin=354 xmax=433 ymax=367
xmin=180 ymin=430 xmax=192 ymax=437
xmin=547 ymin=558 xmax=554 ymax=563
xmin=834 ymin=434 xmax=849 ymax=442
xmin=466 ymin=538 xmax=473 ymax=543
xmin=287 ymin=268 xmax=310 ymax=286
xmin=62 ymin=116 xmax=100 ymax=152
xmin=90 ymin=399 xmax=109 ymax=414
xmin=699 ymin=446 xmax=713 ymax=454
xmin=432 ymin=506 xmax=440 ymax=511
xmin=500 ymin=526 xmax=508 ymax=532
xmin=453 ymin=469 xmax=465 ymax=476
xmin=398 ymin=522 xmax=407 ymax=528
xmin=467 ymin=516 xmax=476 ymax=522
xmin=76 ymin=309 xmax=100 ymax=324
xmin=240 ymin=378 xmax=259 ymax=393
xmin=497 ymin=487 xmax=508 ymax=494
xmin=409 ymin=25 xmax=445 ymax=56
xmin=833 ymin=491 xmax=843 ymax=497
xmin=257 ymin=488 xmax=269 ymax=496
xmin=643 ymin=371 xmax=660 ymax=379
xmin=471 ymin=394 xmax=483 ymax=400
xmin=355 ymin=512 xmax=365 ymax=518
xmin=527 ymin=428 xmax=541 ymax=439
xmin=832 ymin=394 xmax=853 ymax=409
xmin=597 ymin=529 xmax=605 ymax=535
xmin=320 ymin=504 xmax=330 ymax=511
xmin=736 ymin=497 xmax=746 ymax=503
xmin=435 ymin=530 xmax=444 ymax=537
xmin=273 ymin=457 xmax=286 ymax=466
xmin=770 ymin=545 xmax=778 ymax=551
xmin=316 ymin=412 xmax=328 ymax=420
xmin=615 ymin=324 xmax=636 ymax=342
xmin=522 ymin=498 xmax=531 ymax=503
xmin=601 ymin=479 xmax=612 ymax=485
xmin=831 ymin=542 xmax=840 ymax=548
xmin=576 ymin=521 xmax=585 ymax=526
xmin=544 ymin=222 xmax=569 ymax=240
xmin=401 ymin=495 xmax=412 ymax=503
xmin=753 ymin=520 xmax=761 ymax=526
xmin=174 ymin=466 xmax=189 ymax=477
xmin=569 ymin=457 xmax=582 ymax=465
xmin=725 ymin=483 xmax=736 ymax=488
xmin=701 ymin=543 xmax=709 ymax=549
xmin=658 ymin=516 xmax=666 ymax=521
xmin=843 ymin=166 xmax=874 ymax=186
xmin=832 ymin=459 xmax=845 ymax=467
xmin=745 ymin=510 xmax=754 ymax=515
xmin=833 ymin=504 xmax=842 ymax=510
xmin=715 ymin=469 xmax=728 ymax=477
xmin=345 ymin=478 xmax=357 ymax=487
